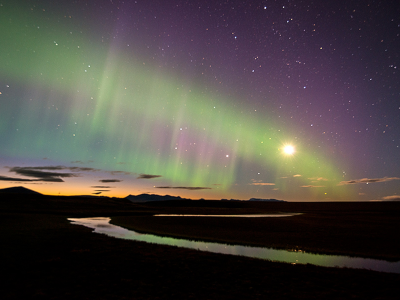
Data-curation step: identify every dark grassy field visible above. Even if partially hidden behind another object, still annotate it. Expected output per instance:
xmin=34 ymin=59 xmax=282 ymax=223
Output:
xmin=1 ymin=194 xmax=400 ymax=299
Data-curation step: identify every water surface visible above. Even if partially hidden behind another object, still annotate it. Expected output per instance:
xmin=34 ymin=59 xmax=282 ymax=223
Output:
xmin=154 ymin=214 xmax=301 ymax=217
xmin=69 ymin=217 xmax=400 ymax=274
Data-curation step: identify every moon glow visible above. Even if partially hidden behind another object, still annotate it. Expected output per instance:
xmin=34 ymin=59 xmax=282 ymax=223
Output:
xmin=283 ymin=145 xmax=295 ymax=155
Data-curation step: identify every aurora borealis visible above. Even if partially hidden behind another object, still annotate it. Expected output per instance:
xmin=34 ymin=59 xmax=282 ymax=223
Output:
xmin=1 ymin=0 xmax=399 ymax=201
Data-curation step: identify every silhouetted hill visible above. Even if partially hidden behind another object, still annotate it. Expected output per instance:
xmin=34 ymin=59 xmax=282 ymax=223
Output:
xmin=126 ymin=193 xmax=189 ymax=203
xmin=0 ymin=186 xmax=42 ymax=195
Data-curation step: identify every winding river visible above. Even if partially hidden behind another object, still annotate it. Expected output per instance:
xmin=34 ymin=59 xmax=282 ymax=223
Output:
xmin=69 ymin=217 xmax=400 ymax=274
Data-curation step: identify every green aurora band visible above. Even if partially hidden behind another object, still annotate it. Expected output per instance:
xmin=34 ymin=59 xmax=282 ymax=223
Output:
xmin=0 ymin=5 xmax=352 ymax=199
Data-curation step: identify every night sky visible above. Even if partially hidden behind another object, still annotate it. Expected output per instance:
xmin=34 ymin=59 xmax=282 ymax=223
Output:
xmin=1 ymin=0 xmax=399 ymax=201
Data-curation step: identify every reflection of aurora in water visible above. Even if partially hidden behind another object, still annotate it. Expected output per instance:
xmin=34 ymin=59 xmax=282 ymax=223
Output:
xmin=69 ymin=217 xmax=400 ymax=274
xmin=0 ymin=4 xmax=353 ymax=200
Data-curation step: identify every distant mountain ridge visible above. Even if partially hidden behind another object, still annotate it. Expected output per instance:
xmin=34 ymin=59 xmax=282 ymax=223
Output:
xmin=221 ymin=198 xmax=285 ymax=202
xmin=248 ymin=198 xmax=285 ymax=202
xmin=0 ymin=186 xmax=43 ymax=195
xmin=126 ymin=193 xmax=189 ymax=203
xmin=0 ymin=187 xmax=285 ymax=203
xmin=126 ymin=194 xmax=285 ymax=203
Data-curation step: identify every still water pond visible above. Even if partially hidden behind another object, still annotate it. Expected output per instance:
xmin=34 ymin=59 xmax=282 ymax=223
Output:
xmin=69 ymin=217 xmax=400 ymax=274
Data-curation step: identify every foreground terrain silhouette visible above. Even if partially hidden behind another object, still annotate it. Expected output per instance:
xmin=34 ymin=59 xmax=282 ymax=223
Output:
xmin=1 ymin=190 xmax=399 ymax=299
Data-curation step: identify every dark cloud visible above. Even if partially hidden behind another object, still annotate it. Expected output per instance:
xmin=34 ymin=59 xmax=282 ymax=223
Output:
xmin=12 ymin=165 xmax=97 ymax=172
xmin=156 ymin=186 xmax=212 ymax=190
xmin=338 ymin=177 xmax=400 ymax=186
xmin=91 ymin=185 xmax=114 ymax=188
xmin=16 ymin=165 xmax=130 ymax=174
xmin=36 ymin=177 xmax=65 ymax=182
xmin=99 ymin=179 xmax=121 ymax=183
xmin=69 ymin=167 xmax=98 ymax=172
xmin=9 ymin=167 xmax=76 ymax=182
xmin=5 ymin=165 xmax=131 ymax=183
xmin=6 ymin=165 xmax=100 ymax=183
xmin=92 ymin=192 xmax=102 ymax=195
xmin=10 ymin=166 xmax=74 ymax=176
xmin=0 ymin=175 xmax=36 ymax=182
xmin=301 ymin=185 xmax=325 ymax=188
xmin=137 ymin=174 xmax=162 ymax=179
xmin=94 ymin=190 xmax=110 ymax=192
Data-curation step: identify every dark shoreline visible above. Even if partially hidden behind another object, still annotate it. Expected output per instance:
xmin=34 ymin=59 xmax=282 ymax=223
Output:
xmin=1 ymin=194 xmax=400 ymax=299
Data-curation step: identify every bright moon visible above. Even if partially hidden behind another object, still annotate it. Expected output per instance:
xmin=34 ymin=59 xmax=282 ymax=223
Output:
xmin=283 ymin=145 xmax=295 ymax=155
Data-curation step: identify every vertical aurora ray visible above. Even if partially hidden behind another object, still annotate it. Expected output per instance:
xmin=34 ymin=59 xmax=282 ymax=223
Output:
xmin=0 ymin=4 xmax=353 ymax=199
